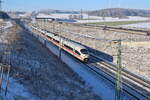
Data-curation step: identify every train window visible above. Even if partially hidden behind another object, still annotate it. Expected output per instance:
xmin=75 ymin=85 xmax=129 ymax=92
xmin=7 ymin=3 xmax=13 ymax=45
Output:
xmin=80 ymin=49 xmax=88 ymax=54
xmin=56 ymin=40 xmax=59 ymax=43
xmin=53 ymin=39 xmax=59 ymax=43
xmin=64 ymin=44 xmax=73 ymax=50
xmin=47 ymin=35 xmax=52 ymax=39
xmin=75 ymin=50 xmax=81 ymax=55
xmin=48 ymin=36 xmax=52 ymax=39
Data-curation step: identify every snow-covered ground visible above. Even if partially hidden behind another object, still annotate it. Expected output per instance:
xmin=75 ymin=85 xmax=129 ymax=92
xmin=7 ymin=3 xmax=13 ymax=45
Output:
xmin=76 ymin=16 xmax=150 ymax=23
xmin=5 ymin=21 xmax=13 ymax=29
xmin=0 ymin=21 xmax=13 ymax=29
xmin=120 ymin=22 xmax=150 ymax=29
xmin=0 ymin=22 xmax=39 ymax=100
xmin=0 ymin=75 xmax=40 ymax=100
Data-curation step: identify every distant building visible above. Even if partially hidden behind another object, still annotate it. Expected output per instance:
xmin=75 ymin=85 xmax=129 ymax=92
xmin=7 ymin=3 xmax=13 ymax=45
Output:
xmin=35 ymin=13 xmax=77 ymax=23
xmin=18 ymin=12 xmax=31 ymax=18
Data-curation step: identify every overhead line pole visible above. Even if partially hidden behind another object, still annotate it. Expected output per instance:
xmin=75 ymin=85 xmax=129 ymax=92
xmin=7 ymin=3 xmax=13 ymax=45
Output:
xmin=59 ymin=22 xmax=63 ymax=59
xmin=81 ymin=9 xmax=83 ymax=20
xmin=115 ymin=40 xmax=122 ymax=100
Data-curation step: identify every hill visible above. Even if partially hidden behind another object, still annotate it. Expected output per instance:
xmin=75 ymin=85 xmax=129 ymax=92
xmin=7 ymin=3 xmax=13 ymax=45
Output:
xmin=38 ymin=9 xmax=79 ymax=14
xmin=87 ymin=8 xmax=150 ymax=17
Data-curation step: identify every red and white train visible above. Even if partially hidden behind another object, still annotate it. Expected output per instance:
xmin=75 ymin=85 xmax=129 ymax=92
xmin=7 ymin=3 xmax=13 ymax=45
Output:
xmin=30 ymin=26 xmax=90 ymax=62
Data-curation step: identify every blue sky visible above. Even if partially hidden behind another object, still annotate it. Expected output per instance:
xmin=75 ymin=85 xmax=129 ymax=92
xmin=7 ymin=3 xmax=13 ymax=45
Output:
xmin=3 ymin=0 xmax=150 ymax=12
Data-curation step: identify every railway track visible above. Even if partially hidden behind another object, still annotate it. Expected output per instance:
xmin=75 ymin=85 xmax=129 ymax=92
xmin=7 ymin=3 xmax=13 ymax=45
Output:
xmin=65 ymin=23 xmax=150 ymax=35
xmin=86 ymin=24 xmax=150 ymax=34
xmin=25 ymin=23 xmax=150 ymax=99
xmin=85 ymin=63 xmax=140 ymax=100
xmin=87 ymin=54 xmax=150 ymax=100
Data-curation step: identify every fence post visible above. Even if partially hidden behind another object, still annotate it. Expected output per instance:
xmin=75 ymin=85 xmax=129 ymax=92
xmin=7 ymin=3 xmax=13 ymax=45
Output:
xmin=5 ymin=65 xmax=10 ymax=95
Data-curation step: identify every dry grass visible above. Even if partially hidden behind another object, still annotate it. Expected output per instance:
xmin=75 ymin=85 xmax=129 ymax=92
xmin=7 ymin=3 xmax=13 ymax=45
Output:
xmin=31 ymin=20 xmax=150 ymax=79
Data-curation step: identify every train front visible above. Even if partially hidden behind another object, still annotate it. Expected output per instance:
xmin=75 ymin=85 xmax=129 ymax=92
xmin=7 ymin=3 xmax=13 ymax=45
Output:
xmin=80 ymin=49 xmax=90 ymax=62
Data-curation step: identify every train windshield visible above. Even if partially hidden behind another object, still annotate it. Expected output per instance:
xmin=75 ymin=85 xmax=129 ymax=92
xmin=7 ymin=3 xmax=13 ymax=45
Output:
xmin=80 ymin=49 xmax=88 ymax=54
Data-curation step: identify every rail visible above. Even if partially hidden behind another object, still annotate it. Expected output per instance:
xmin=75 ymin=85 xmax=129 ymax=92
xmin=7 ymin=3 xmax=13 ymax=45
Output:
xmin=89 ymin=54 xmax=150 ymax=100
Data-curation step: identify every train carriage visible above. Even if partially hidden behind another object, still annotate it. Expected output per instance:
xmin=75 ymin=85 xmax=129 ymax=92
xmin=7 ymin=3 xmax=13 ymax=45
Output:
xmin=31 ymin=26 xmax=90 ymax=62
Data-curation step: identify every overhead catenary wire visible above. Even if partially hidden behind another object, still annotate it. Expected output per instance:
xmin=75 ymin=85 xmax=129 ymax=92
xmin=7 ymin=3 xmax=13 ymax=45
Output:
xmin=62 ymin=28 xmax=127 ymax=43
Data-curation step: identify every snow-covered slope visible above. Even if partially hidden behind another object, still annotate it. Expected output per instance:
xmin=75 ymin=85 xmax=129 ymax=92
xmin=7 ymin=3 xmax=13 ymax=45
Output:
xmin=0 ymin=76 xmax=40 ymax=100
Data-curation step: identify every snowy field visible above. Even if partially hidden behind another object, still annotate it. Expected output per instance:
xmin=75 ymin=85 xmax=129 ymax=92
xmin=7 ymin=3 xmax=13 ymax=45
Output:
xmin=36 ymin=13 xmax=150 ymax=24
xmin=76 ymin=16 xmax=150 ymax=23
xmin=120 ymin=22 xmax=150 ymax=29
xmin=0 ymin=76 xmax=40 ymax=100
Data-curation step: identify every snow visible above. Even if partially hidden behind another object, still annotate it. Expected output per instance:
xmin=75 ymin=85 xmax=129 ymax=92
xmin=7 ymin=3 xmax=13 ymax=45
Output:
xmin=19 ymin=13 xmax=31 ymax=18
xmin=120 ymin=22 xmax=150 ymax=29
xmin=61 ymin=54 xmax=115 ymax=100
xmin=0 ymin=75 xmax=40 ymax=100
xmin=0 ymin=22 xmax=39 ymax=100
xmin=0 ymin=21 xmax=13 ymax=29
xmin=5 ymin=21 xmax=13 ymax=29
xmin=76 ymin=16 xmax=150 ymax=23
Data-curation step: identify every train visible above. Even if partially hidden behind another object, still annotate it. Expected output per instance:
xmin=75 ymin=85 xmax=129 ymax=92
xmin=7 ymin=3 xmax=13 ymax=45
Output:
xmin=30 ymin=25 xmax=90 ymax=62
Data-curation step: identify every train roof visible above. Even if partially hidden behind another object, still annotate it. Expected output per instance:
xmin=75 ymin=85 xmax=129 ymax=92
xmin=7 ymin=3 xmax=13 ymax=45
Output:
xmin=32 ymin=26 xmax=88 ymax=51
xmin=45 ymin=32 xmax=87 ymax=50
xmin=63 ymin=38 xmax=86 ymax=50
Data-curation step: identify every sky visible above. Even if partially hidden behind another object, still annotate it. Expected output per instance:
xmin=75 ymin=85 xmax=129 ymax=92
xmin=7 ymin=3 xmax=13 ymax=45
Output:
xmin=2 ymin=0 xmax=150 ymax=12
